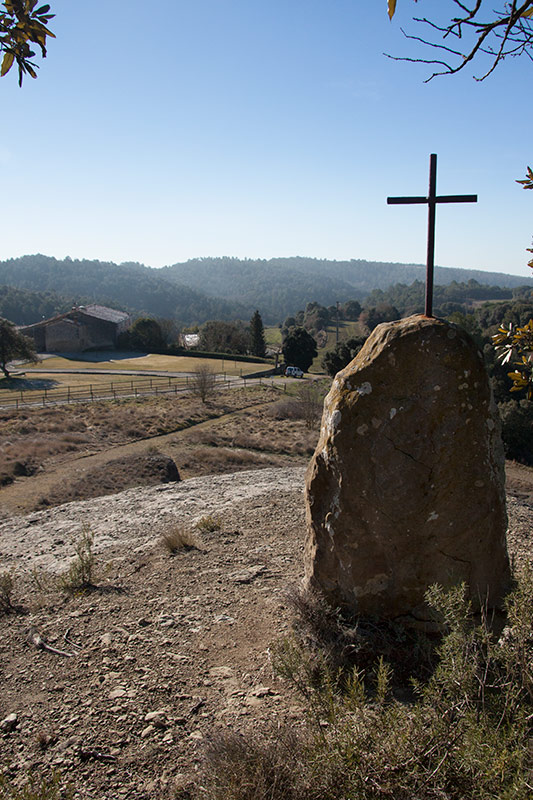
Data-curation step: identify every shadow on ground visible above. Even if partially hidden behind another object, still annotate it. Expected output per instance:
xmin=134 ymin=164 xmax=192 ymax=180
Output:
xmin=0 ymin=376 xmax=60 ymax=391
xmin=56 ymin=351 xmax=149 ymax=362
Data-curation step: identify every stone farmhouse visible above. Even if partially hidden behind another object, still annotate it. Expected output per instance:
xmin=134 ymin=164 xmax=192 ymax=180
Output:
xmin=20 ymin=305 xmax=131 ymax=353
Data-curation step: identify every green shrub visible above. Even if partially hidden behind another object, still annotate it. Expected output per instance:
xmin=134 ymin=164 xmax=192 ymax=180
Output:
xmin=499 ymin=398 xmax=533 ymax=465
xmin=59 ymin=525 xmax=96 ymax=594
xmin=196 ymin=514 xmax=222 ymax=533
xmin=0 ymin=771 xmax=72 ymax=800
xmin=200 ymin=573 xmax=533 ymax=800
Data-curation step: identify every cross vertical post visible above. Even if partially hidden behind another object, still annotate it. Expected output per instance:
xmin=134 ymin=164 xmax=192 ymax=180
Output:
xmin=387 ymin=154 xmax=477 ymax=317
xmin=426 ymin=153 xmax=437 ymax=318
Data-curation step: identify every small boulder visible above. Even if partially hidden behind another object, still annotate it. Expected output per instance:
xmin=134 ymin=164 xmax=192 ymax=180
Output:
xmin=0 ymin=713 xmax=18 ymax=733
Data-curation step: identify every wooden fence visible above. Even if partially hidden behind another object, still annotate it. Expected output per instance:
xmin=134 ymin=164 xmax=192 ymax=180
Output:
xmin=0 ymin=373 xmax=235 ymax=411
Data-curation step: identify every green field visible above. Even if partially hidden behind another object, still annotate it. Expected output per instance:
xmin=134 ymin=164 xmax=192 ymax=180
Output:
xmin=309 ymin=320 xmax=365 ymax=373
xmin=264 ymin=326 xmax=283 ymax=347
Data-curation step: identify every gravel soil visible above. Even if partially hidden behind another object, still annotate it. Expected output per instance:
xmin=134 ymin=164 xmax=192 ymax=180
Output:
xmin=0 ymin=468 xmax=308 ymax=800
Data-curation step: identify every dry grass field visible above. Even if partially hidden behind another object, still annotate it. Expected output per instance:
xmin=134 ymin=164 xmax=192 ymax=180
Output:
xmin=0 ymin=384 xmax=321 ymax=515
xmin=0 ymin=354 xmax=273 ymax=410
xmin=21 ymin=353 xmax=268 ymax=375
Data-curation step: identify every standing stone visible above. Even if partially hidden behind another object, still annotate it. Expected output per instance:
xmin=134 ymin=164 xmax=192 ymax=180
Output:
xmin=304 ymin=315 xmax=510 ymax=622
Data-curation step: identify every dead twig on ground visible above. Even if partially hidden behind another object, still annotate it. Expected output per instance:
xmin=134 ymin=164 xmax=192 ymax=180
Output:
xmin=28 ymin=627 xmax=76 ymax=657
xmin=64 ymin=627 xmax=82 ymax=650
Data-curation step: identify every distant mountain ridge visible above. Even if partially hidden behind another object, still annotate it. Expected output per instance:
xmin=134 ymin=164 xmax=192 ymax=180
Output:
xmin=162 ymin=257 xmax=533 ymax=320
xmin=0 ymin=254 xmax=531 ymax=326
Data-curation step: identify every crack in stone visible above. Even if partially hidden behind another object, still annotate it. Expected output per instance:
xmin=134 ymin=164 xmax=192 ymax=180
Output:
xmin=384 ymin=436 xmax=431 ymax=470
xmin=436 ymin=549 xmax=471 ymax=566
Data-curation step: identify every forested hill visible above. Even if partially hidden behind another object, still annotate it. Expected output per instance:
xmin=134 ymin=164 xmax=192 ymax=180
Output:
xmin=162 ymin=256 xmax=533 ymax=320
xmin=1 ymin=254 xmax=531 ymax=327
xmin=0 ymin=285 xmax=78 ymax=326
xmin=0 ymin=255 xmax=248 ymax=325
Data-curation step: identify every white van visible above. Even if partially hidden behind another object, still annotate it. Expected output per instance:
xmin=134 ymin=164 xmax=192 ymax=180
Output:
xmin=285 ymin=366 xmax=304 ymax=378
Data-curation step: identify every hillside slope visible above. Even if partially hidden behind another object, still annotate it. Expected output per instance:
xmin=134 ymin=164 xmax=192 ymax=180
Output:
xmin=0 ymin=255 xmax=248 ymax=325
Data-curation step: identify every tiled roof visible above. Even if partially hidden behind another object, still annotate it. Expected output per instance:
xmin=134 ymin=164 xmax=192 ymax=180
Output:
xmin=79 ymin=305 xmax=130 ymax=323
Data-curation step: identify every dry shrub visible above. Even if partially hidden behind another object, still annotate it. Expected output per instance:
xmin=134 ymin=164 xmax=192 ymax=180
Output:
xmin=29 ymin=566 xmax=57 ymax=600
xmin=200 ymin=728 xmax=344 ymax=800
xmin=190 ymin=364 xmax=217 ymax=403
xmin=259 ymin=575 xmax=533 ymax=800
xmin=59 ymin=525 xmax=96 ymax=594
xmin=161 ymin=524 xmax=202 ymax=554
xmin=286 ymin=585 xmax=434 ymax=686
xmin=0 ymin=569 xmax=15 ymax=613
xmin=267 ymin=399 xmax=302 ymax=420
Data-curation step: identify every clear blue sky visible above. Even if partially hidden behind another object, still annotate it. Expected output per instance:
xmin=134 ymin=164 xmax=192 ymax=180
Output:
xmin=1 ymin=0 xmax=531 ymax=277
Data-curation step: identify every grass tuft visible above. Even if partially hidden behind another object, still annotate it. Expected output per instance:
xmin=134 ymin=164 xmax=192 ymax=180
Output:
xmin=0 ymin=771 xmax=72 ymax=800
xmin=0 ymin=568 xmax=15 ymax=613
xmin=161 ymin=524 xmax=203 ymax=554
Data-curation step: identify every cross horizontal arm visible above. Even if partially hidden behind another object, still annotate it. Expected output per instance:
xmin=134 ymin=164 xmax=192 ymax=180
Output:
xmin=387 ymin=194 xmax=478 ymax=205
xmin=434 ymin=194 xmax=477 ymax=204
xmin=387 ymin=196 xmax=427 ymax=204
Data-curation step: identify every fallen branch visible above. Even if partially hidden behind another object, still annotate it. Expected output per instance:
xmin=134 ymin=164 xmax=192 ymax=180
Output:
xmin=28 ymin=627 xmax=76 ymax=657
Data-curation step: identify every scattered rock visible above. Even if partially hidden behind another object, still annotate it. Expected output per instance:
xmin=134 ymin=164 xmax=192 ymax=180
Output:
xmin=0 ymin=713 xmax=18 ymax=733
xmin=108 ymin=688 xmax=127 ymax=700
xmin=229 ymin=565 xmax=266 ymax=583
xmin=144 ymin=710 xmax=168 ymax=729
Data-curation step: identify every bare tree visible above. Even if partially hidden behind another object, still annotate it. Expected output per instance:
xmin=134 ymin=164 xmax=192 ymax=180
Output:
xmin=190 ymin=364 xmax=217 ymax=403
xmin=387 ymin=0 xmax=533 ymax=80
xmin=296 ymin=383 xmax=326 ymax=429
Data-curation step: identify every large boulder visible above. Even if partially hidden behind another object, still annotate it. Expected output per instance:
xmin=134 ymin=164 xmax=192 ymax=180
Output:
xmin=304 ymin=315 xmax=510 ymax=622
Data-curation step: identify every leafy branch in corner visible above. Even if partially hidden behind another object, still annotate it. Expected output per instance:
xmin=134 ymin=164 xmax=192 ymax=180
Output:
xmin=516 ymin=166 xmax=533 ymax=270
xmin=0 ymin=0 xmax=55 ymax=86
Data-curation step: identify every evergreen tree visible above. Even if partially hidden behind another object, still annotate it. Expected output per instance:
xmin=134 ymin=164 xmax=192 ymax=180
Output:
xmin=323 ymin=336 xmax=367 ymax=377
xmin=282 ymin=327 xmax=317 ymax=372
xmin=250 ymin=310 xmax=266 ymax=358
xmin=0 ymin=318 xmax=38 ymax=377
xmin=125 ymin=318 xmax=166 ymax=352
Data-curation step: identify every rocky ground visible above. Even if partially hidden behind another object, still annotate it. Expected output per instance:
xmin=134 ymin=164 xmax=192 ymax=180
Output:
xmin=1 ymin=380 xmax=532 ymax=800
xmin=0 ymin=468 xmax=308 ymax=800
xmin=0 ymin=464 xmax=532 ymax=799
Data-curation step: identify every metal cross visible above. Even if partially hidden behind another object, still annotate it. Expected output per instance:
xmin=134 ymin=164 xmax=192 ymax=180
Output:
xmin=387 ymin=153 xmax=477 ymax=317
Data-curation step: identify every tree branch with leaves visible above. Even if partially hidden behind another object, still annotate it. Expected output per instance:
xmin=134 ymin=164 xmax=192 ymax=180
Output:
xmin=0 ymin=0 xmax=55 ymax=86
